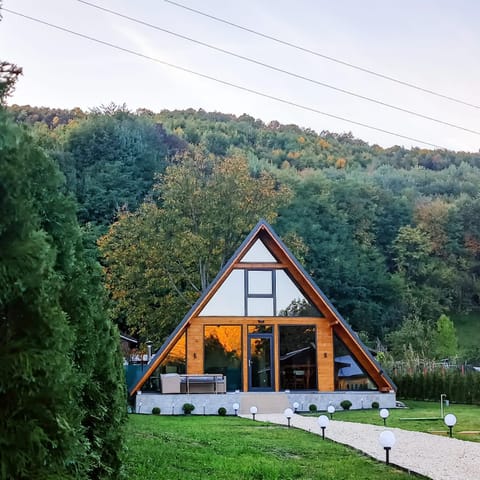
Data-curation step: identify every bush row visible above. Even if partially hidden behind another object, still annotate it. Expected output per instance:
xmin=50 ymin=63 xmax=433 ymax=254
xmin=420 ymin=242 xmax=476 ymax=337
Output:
xmin=393 ymin=371 xmax=480 ymax=404
xmin=151 ymin=405 xmax=227 ymax=415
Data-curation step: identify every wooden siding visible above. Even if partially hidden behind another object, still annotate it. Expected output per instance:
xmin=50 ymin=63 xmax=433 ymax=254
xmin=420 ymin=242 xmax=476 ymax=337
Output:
xmin=317 ymin=319 xmax=334 ymax=391
xmin=186 ymin=323 xmax=203 ymax=374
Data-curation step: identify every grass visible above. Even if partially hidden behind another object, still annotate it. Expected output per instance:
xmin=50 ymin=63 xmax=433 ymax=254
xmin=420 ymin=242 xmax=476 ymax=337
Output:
xmin=125 ymin=414 xmax=422 ymax=479
xmin=312 ymin=401 xmax=480 ymax=442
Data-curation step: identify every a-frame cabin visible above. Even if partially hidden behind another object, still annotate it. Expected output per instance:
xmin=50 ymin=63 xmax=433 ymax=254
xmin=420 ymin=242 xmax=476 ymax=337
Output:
xmin=132 ymin=220 xmax=396 ymax=414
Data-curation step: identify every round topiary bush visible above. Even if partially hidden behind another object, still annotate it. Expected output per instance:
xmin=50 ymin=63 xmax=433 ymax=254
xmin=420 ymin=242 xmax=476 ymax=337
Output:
xmin=340 ymin=400 xmax=352 ymax=410
xmin=182 ymin=403 xmax=195 ymax=415
xmin=371 ymin=401 xmax=379 ymax=409
xmin=309 ymin=404 xmax=317 ymax=413
xmin=218 ymin=407 xmax=227 ymax=416
xmin=151 ymin=407 xmax=161 ymax=415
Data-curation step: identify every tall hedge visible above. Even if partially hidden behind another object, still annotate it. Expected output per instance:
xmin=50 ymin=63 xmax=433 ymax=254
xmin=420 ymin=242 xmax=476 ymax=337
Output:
xmin=394 ymin=370 xmax=480 ymax=405
xmin=0 ymin=109 xmax=125 ymax=478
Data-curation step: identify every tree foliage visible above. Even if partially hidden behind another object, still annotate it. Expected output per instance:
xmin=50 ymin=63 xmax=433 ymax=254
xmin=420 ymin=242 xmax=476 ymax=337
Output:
xmin=275 ymin=170 xmax=402 ymax=336
xmin=0 ymin=61 xmax=22 ymax=105
xmin=64 ymin=110 xmax=175 ymax=226
xmin=0 ymin=108 xmax=125 ymax=479
xmin=99 ymin=150 xmax=292 ymax=343
xmin=8 ymin=105 xmax=480 ymax=362
xmin=434 ymin=314 xmax=459 ymax=360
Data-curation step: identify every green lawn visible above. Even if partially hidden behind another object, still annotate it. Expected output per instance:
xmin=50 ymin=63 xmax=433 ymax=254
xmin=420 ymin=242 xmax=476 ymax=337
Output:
xmin=313 ymin=401 xmax=480 ymax=442
xmin=125 ymin=415 xmax=423 ymax=479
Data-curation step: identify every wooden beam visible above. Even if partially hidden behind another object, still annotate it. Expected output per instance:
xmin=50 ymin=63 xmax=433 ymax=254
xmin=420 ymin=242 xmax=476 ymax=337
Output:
xmin=242 ymin=324 xmax=248 ymax=392
xmin=274 ymin=324 xmax=280 ymax=392
xmin=233 ymin=262 xmax=287 ymax=269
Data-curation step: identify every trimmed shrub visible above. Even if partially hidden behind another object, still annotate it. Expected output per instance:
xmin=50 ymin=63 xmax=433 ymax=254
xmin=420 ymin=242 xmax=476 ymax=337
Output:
xmin=218 ymin=407 xmax=227 ymax=416
xmin=309 ymin=404 xmax=317 ymax=413
xmin=182 ymin=403 xmax=195 ymax=415
xmin=371 ymin=401 xmax=379 ymax=409
xmin=152 ymin=407 xmax=161 ymax=415
xmin=340 ymin=400 xmax=352 ymax=410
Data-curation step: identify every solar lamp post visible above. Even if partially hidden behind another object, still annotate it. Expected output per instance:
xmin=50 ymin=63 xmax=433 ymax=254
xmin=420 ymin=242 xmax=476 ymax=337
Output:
xmin=327 ymin=405 xmax=335 ymax=419
xmin=317 ymin=415 xmax=329 ymax=440
xmin=232 ymin=402 xmax=240 ymax=416
xmin=379 ymin=431 xmax=395 ymax=464
xmin=284 ymin=408 xmax=293 ymax=428
xmin=380 ymin=408 xmax=389 ymax=426
xmin=444 ymin=413 xmax=457 ymax=438
xmin=250 ymin=406 xmax=258 ymax=421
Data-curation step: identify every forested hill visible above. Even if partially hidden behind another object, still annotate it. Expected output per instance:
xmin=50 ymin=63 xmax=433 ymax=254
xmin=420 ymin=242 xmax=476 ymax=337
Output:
xmin=9 ymin=104 xmax=480 ymax=364
xmin=9 ymin=104 xmax=480 ymax=172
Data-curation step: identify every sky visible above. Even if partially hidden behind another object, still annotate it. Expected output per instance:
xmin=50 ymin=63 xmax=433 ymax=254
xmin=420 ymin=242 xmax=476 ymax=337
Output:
xmin=1 ymin=0 xmax=480 ymax=152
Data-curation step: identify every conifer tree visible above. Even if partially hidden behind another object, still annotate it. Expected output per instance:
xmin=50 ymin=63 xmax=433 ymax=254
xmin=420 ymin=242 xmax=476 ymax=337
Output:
xmin=0 ymin=105 xmax=125 ymax=478
xmin=0 ymin=108 xmax=85 ymax=478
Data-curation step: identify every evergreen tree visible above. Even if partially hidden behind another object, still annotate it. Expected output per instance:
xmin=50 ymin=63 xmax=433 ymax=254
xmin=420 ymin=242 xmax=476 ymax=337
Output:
xmin=0 ymin=106 xmax=125 ymax=478
xmin=0 ymin=109 xmax=85 ymax=478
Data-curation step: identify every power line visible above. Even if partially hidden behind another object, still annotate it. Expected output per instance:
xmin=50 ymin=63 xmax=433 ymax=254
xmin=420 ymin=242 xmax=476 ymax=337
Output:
xmin=76 ymin=0 xmax=480 ymax=137
xmin=165 ymin=0 xmax=480 ymax=111
xmin=3 ymin=8 xmax=448 ymax=150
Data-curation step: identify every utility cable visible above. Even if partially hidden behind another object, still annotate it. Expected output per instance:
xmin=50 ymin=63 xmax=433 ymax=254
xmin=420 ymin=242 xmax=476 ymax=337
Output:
xmin=165 ymin=0 xmax=480 ymax=111
xmin=76 ymin=0 xmax=480 ymax=136
xmin=3 ymin=8 xmax=447 ymax=149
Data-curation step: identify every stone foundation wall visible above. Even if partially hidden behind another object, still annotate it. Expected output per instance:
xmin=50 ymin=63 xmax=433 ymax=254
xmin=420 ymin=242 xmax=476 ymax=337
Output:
xmin=135 ymin=390 xmax=396 ymax=415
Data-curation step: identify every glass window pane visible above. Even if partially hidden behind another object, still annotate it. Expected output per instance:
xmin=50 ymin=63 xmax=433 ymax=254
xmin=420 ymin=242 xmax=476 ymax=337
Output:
xmin=276 ymin=270 xmax=321 ymax=316
xmin=143 ymin=333 xmax=186 ymax=392
xmin=247 ymin=297 xmax=274 ymax=316
xmin=248 ymin=325 xmax=273 ymax=333
xmin=241 ymin=239 xmax=277 ymax=263
xmin=164 ymin=333 xmax=186 ymax=369
xmin=334 ymin=334 xmax=377 ymax=391
xmin=250 ymin=336 xmax=272 ymax=389
xmin=279 ymin=326 xmax=317 ymax=390
xmin=248 ymin=270 xmax=273 ymax=295
xmin=204 ymin=326 xmax=242 ymax=391
xmin=199 ymin=269 xmax=244 ymax=316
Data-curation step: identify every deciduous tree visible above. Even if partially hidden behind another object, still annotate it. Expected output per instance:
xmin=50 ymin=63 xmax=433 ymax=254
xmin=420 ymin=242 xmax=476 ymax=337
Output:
xmin=99 ymin=150 xmax=291 ymax=343
xmin=433 ymin=314 xmax=458 ymax=360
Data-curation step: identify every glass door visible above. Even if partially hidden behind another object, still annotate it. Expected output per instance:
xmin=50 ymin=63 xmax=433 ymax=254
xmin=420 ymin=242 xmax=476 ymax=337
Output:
xmin=248 ymin=334 xmax=274 ymax=391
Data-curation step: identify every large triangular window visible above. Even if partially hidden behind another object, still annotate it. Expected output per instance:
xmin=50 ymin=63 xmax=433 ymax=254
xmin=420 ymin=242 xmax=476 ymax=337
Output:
xmin=199 ymin=268 xmax=321 ymax=317
xmin=240 ymin=239 xmax=278 ymax=263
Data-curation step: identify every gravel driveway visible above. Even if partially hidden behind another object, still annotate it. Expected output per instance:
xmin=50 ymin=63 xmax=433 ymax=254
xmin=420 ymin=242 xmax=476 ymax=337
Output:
xmin=246 ymin=413 xmax=480 ymax=480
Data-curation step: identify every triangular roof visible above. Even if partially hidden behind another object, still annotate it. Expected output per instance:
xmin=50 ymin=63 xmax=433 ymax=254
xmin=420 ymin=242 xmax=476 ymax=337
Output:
xmin=130 ymin=219 xmax=396 ymax=394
